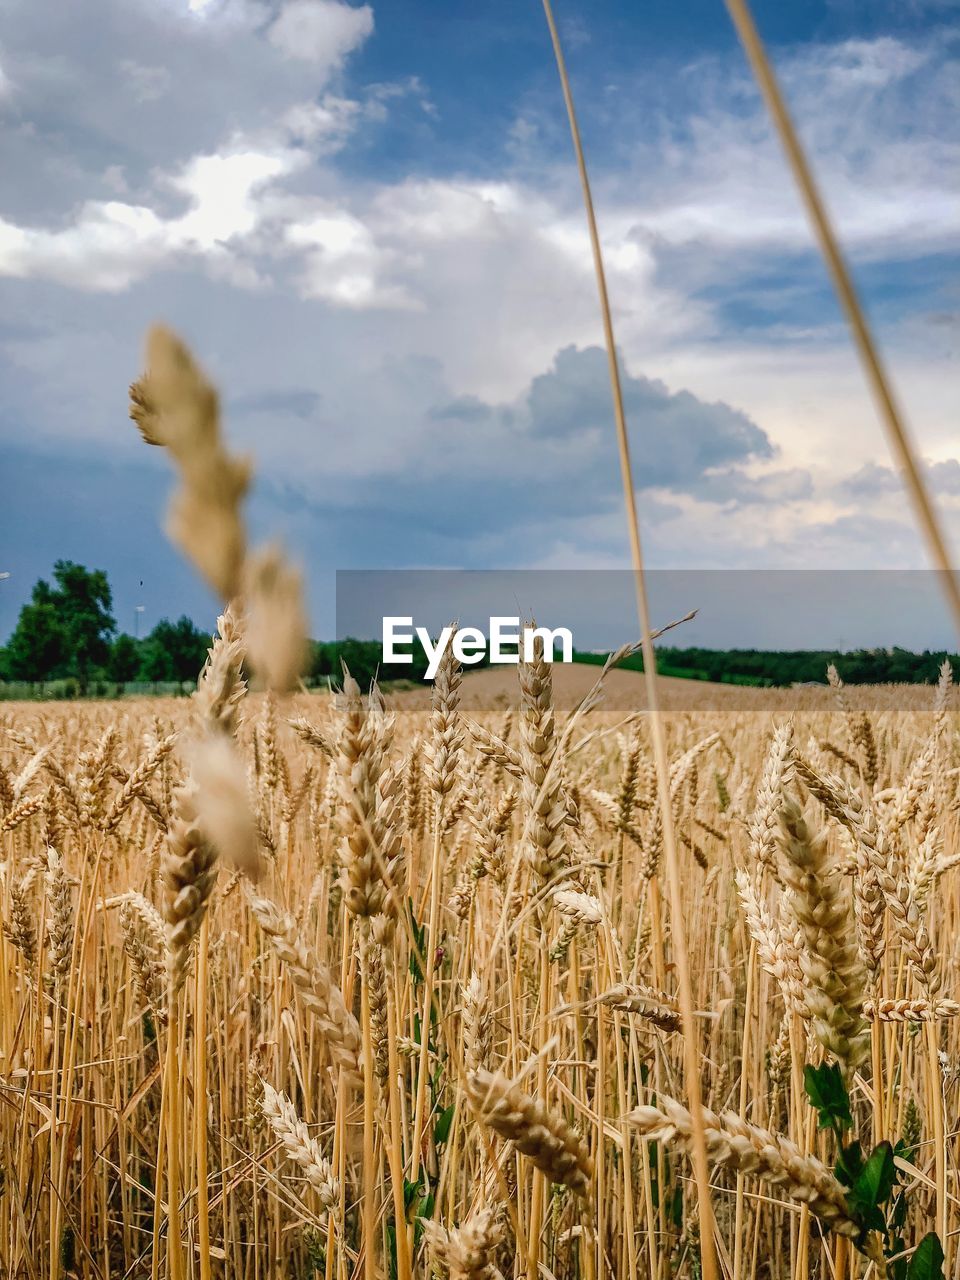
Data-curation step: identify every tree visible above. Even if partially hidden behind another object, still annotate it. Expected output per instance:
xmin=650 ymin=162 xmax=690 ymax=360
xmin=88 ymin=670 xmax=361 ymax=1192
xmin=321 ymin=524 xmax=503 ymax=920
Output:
xmin=143 ymin=616 xmax=210 ymax=692
xmin=138 ymin=637 xmax=174 ymax=691
xmin=37 ymin=561 xmax=116 ymax=694
xmin=5 ymin=602 xmax=67 ymax=691
xmin=107 ymin=634 xmax=140 ymax=696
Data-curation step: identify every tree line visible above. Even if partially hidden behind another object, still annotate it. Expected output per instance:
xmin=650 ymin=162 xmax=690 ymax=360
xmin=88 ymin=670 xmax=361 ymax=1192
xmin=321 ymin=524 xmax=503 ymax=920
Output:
xmin=0 ymin=561 xmax=214 ymax=695
xmin=574 ymin=644 xmax=960 ymax=687
xmin=3 ymin=562 xmax=956 ymax=696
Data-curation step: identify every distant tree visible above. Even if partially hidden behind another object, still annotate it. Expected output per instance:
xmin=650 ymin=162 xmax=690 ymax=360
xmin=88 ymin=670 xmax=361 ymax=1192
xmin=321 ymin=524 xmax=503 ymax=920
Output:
xmin=309 ymin=640 xmax=336 ymax=684
xmin=139 ymin=638 xmax=174 ymax=691
xmin=107 ymin=634 xmax=140 ymax=696
xmin=144 ymin=616 xmax=210 ymax=692
xmin=5 ymin=602 xmax=67 ymax=691
xmin=37 ymin=561 xmax=116 ymax=694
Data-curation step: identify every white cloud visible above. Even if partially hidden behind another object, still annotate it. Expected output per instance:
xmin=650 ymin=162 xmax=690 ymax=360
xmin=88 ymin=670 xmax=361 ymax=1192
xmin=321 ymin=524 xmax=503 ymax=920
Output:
xmin=285 ymin=208 xmax=413 ymax=307
xmin=168 ymin=148 xmax=301 ymax=247
xmin=0 ymin=143 xmax=302 ymax=290
xmin=618 ymin=35 xmax=958 ymax=261
xmin=0 ymin=9 xmax=957 ymax=582
xmin=267 ymin=0 xmax=373 ymax=68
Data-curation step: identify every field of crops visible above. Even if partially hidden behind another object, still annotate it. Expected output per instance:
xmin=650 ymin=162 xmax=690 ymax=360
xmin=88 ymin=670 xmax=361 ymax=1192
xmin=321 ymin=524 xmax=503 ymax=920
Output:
xmin=1 ymin=654 xmax=957 ymax=1279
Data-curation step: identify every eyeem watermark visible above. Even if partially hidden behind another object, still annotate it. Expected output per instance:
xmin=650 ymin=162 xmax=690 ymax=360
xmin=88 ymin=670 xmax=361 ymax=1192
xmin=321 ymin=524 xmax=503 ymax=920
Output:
xmin=383 ymin=617 xmax=573 ymax=680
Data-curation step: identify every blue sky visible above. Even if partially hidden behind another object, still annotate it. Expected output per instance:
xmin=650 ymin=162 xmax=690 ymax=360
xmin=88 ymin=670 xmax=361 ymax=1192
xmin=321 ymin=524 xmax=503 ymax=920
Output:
xmin=0 ymin=0 xmax=957 ymax=642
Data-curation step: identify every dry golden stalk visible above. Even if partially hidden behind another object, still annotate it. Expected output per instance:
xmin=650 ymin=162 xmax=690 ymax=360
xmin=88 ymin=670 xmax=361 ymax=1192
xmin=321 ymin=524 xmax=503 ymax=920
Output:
xmin=628 ymin=1094 xmax=865 ymax=1243
xmin=101 ymin=734 xmax=178 ymax=833
xmin=777 ymin=796 xmax=869 ymax=1069
xmin=767 ymin=1015 xmax=791 ymax=1091
xmin=935 ymin=659 xmax=953 ymax=744
xmin=464 ymin=1068 xmax=593 ymax=1196
xmin=261 ymin=1083 xmax=339 ymax=1213
xmin=797 ymin=756 xmax=941 ymax=992
xmin=440 ymin=787 xmax=469 ymax=839
xmin=260 ymin=694 xmax=279 ymax=791
xmin=161 ymin=780 xmax=218 ymax=993
xmin=465 ymin=719 xmax=523 ymax=780
xmin=0 ymin=760 xmax=13 ymax=816
xmin=42 ymin=756 xmax=83 ymax=831
xmin=553 ymin=885 xmax=602 ymax=927
xmin=735 ymin=871 xmax=805 ymax=1014
xmin=41 ymin=785 xmax=62 ymax=850
xmin=193 ymin=603 xmax=246 ymax=737
xmin=130 ymin=325 xmax=250 ymax=600
xmin=0 ymin=793 xmax=42 ymax=833
xmin=247 ymin=892 xmax=361 ymax=1081
xmin=427 ymin=630 xmax=463 ymax=801
xmin=616 ymin=731 xmax=643 ymax=827
xmin=597 ymin=983 xmax=681 ymax=1034
xmin=119 ymin=899 xmax=168 ymax=1025
xmin=360 ymin=927 xmax=389 ymax=1085
xmin=518 ymin=633 xmax=570 ymax=885
xmin=403 ymin=746 xmax=423 ymax=836
xmin=281 ymin=764 xmax=314 ymax=825
xmin=422 ymin=1206 xmax=504 ymax=1280
xmin=11 ymin=745 xmax=50 ymax=801
xmin=819 ymin=740 xmax=860 ymax=772
xmin=3 ymin=876 xmax=37 ymax=975
xmin=288 ymin=717 xmax=333 ymax=757
xmin=134 ymin=786 xmax=169 ymax=833
xmin=334 ymin=672 xmax=398 ymax=923
xmin=44 ymin=848 xmax=74 ymax=987
xmin=864 ymin=998 xmax=960 ymax=1022
xmin=851 ymin=712 xmax=879 ymax=787
xmin=185 ymin=734 xmax=262 ymax=882
xmin=243 ymin=545 xmax=308 ymax=692
xmin=465 ymin=776 xmax=510 ymax=886
xmin=462 ymin=975 xmax=493 ymax=1076
xmin=748 ymin=723 xmax=794 ymax=877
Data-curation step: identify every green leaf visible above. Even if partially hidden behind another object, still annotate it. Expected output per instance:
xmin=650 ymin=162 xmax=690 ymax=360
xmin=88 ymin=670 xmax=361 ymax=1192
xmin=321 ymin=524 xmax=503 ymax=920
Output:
xmin=848 ymin=1142 xmax=896 ymax=1232
xmin=803 ymin=1063 xmax=852 ymax=1131
xmin=408 ymin=899 xmax=427 ymax=983
xmin=433 ymin=1103 xmax=455 ymax=1146
xmin=908 ymin=1234 xmax=945 ymax=1280
xmin=834 ymin=1140 xmax=863 ymax=1188
xmin=669 ymin=1184 xmax=684 ymax=1229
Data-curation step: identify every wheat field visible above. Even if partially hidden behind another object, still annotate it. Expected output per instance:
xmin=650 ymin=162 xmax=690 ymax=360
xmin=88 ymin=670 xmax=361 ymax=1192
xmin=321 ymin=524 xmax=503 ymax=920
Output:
xmin=1 ymin=654 xmax=958 ymax=1278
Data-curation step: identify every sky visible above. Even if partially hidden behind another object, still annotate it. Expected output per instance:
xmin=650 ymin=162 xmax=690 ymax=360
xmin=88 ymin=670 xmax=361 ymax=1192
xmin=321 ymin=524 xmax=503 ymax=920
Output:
xmin=0 ymin=0 xmax=958 ymax=645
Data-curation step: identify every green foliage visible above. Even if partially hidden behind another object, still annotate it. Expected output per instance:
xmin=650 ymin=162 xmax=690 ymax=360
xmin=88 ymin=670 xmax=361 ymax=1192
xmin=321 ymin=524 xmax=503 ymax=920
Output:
xmin=573 ymin=645 xmax=960 ymax=688
xmin=842 ymin=1142 xmax=896 ymax=1233
xmin=804 ymin=1063 xmax=853 ymax=1133
xmin=908 ymin=1234 xmax=945 ymax=1280
xmin=107 ymin=633 xmax=140 ymax=691
xmin=804 ymin=1061 xmax=942 ymax=1263
xmin=5 ymin=601 xmax=67 ymax=687
xmin=47 ymin=560 xmax=116 ymax=691
xmin=433 ymin=1103 xmax=455 ymax=1147
xmin=141 ymin=615 xmax=210 ymax=688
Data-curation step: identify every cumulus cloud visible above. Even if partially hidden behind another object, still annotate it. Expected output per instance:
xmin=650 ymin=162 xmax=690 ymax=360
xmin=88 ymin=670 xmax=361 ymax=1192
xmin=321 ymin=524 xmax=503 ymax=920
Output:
xmin=839 ymin=458 xmax=960 ymax=499
xmin=612 ymin=33 xmax=959 ymax=263
xmin=267 ymin=0 xmax=373 ymax=67
xmin=0 ymin=0 xmax=957 ymax=629
xmin=0 ymin=144 xmax=303 ymax=290
xmin=524 ymin=346 xmax=773 ymax=485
